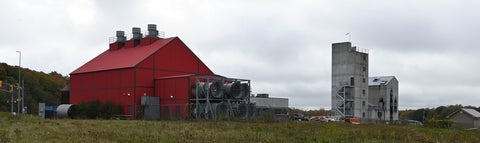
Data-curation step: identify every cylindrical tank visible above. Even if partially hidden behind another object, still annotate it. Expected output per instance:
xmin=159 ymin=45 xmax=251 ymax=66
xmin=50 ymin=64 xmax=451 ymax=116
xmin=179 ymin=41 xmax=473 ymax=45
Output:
xmin=191 ymin=82 xmax=207 ymax=98
xmin=191 ymin=81 xmax=224 ymax=99
xmin=224 ymin=82 xmax=241 ymax=99
xmin=208 ymin=81 xmax=224 ymax=99
xmin=56 ymin=104 xmax=75 ymax=118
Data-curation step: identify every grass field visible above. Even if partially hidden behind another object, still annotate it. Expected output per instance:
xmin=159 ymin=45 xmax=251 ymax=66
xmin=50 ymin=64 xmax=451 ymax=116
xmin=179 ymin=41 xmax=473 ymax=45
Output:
xmin=0 ymin=112 xmax=479 ymax=143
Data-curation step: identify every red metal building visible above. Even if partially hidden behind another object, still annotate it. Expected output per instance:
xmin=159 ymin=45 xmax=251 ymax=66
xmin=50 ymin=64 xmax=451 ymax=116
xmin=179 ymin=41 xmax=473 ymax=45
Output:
xmin=70 ymin=25 xmax=217 ymax=118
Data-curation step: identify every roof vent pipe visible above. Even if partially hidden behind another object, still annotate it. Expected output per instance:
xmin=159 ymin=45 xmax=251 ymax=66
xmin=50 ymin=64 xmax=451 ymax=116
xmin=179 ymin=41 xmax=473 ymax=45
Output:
xmin=115 ymin=31 xmax=126 ymax=43
xmin=132 ymin=27 xmax=143 ymax=40
xmin=147 ymin=24 xmax=158 ymax=37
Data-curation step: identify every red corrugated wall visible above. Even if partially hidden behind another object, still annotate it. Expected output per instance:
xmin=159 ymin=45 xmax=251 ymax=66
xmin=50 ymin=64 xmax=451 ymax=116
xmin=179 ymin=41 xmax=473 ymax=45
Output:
xmin=70 ymin=68 xmax=135 ymax=114
xmin=154 ymin=77 xmax=191 ymax=117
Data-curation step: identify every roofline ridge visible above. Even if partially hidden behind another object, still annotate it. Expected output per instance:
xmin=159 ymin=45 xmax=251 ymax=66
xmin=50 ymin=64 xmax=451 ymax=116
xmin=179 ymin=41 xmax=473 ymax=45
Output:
xmin=447 ymin=108 xmax=480 ymax=118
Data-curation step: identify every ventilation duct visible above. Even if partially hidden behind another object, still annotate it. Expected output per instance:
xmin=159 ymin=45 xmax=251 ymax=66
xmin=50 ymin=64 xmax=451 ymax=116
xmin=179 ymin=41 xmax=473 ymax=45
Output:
xmin=147 ymin=24 xmax=159 ymax=37
xmin=132 ymin=27 xmax=143 ymax=40
xmin=208 ymin=81 xmax=224 ymax=99
xmin=240 ymin=83 xmax=250 ymax=99
xmin=191 ymin=81 xmax=224 ymax=99
xmin=224 ymin=82 xmax=242 ymax=99
xmin=213 ymin=101 xmax=230 ymax=118
xmin=115 ymin=31 xmax=126 ymax=43
xmin=191 ymin=82 xmax=207 ymax=98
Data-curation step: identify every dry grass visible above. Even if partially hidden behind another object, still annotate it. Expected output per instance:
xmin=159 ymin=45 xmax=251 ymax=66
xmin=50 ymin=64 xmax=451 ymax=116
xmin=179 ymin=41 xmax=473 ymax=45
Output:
xmin=0 ymin=112 xmax=479 ymax=143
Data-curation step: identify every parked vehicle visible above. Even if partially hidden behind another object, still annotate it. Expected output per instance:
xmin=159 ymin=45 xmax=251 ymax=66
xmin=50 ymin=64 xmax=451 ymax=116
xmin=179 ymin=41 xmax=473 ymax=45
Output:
xmin=310 ymin=116 xmax=329 ymax=122
xmin=403 ymin=120 xmax=424 ymax=126
xmin=345 ymin=117 xmax=360 ymax=124
xmin=292 ymin=113 xmax=309 ymax=121
xmin=327 ymin=117 xmax=338 ymax=122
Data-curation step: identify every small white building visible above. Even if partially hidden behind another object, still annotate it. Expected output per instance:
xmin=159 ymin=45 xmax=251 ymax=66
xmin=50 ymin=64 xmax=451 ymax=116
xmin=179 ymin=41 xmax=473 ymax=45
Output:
xmin=367 ymin=76 xmax=399 ymax=122
xmin=447 ymin=108 xmax=480 ymax=128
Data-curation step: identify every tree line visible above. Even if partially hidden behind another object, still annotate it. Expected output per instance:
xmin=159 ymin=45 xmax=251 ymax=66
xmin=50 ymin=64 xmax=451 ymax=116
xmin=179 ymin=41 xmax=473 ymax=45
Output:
xmin=288 ymin=104 xmax=480 ymax=123
xmin=0 ymin=62 xmax=68 ymax=113
xmin=399 ymin=104 xmax=480 ymax=123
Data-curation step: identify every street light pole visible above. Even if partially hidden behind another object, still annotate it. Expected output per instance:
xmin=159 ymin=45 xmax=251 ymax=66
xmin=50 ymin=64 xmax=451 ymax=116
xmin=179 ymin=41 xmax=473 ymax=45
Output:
xmin=11 ymin=87 xmax=13 ymax=114
xmin=16 ymin=51 xmax=21 ymax=115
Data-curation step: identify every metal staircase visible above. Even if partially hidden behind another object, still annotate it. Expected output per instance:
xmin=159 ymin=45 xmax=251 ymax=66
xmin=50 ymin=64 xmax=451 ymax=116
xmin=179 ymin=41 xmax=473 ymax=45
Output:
xmin=333 ymin=85 xmax=354 ymax=117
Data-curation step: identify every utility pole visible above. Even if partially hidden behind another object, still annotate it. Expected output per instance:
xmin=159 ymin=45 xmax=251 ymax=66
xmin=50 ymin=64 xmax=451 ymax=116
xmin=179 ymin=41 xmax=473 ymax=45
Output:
xmin=16 ymin=51 xmax=21 ymax=115
xmin=22 ymin=79 xmax=25 ymax=114
xmin=10 ymin=84 xmax=14 ymax=114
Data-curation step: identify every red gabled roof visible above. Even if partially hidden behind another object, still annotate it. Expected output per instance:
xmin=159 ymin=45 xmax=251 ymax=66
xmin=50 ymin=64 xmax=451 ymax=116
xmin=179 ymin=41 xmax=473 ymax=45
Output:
xmin=71 ymin=37 xmax=212 ymax=75
xmin=71 ymin=37 xmax=175 ymax=74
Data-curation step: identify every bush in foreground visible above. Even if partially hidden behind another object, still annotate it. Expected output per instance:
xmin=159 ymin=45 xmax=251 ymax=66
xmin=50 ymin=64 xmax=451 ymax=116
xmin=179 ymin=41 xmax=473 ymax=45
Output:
xmin=426 ymin=119 xmax=454 ymax=128
xmin=74 ymin=101 xmax=122 ymax=119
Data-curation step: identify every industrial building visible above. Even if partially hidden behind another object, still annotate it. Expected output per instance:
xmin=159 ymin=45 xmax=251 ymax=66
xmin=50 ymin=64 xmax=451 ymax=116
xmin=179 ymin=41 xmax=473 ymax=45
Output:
xmin=447 ymin=108 xmax=480 ymax=128
xmin=367 ymin=76 xmax=399 ymax=121
xmin=67 ymin=24 xmax=254 ymax=119
xmin=250 ymin=94 xmax=288 ymax=109
xmin=331 ymin=42 xmax=399 ymax=122
xmin=331 ymin=42 xmax=369 ymax=118
xmin=250 ymin=94 xmax=289 ymax=120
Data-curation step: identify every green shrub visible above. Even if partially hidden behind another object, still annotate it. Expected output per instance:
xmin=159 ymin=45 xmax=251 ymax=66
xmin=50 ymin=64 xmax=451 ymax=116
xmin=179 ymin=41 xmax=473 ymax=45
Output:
xmin=75 ymin=101 xmax=123 ymax=119
xmin=426 ymin=119 xmax=453 ymax=128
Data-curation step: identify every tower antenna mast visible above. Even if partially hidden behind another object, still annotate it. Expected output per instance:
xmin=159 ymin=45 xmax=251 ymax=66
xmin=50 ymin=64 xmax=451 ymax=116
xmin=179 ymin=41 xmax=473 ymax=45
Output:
xmin=346 ymin=33 xmax=351 ymax=42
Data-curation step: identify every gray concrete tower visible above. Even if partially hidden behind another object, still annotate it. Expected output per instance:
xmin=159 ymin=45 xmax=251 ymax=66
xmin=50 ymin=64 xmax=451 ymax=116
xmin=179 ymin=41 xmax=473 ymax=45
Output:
xmin=331 ymin=42 xmax=369 ymax=119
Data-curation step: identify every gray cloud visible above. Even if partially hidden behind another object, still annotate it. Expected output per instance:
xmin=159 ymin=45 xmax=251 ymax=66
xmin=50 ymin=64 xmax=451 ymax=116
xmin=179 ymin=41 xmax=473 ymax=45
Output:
xmin=1 ymin=0 xmax=479 ymax=110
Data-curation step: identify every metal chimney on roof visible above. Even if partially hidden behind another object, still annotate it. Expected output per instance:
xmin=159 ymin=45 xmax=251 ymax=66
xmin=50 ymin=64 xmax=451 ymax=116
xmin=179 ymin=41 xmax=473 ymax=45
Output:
xmin=132 ymin=27 xmax=143 ymax=40
xmin=116 ymin=31 xmax=126 ymax=43
xmin=147 ymin=24 xmax=159 ymax=37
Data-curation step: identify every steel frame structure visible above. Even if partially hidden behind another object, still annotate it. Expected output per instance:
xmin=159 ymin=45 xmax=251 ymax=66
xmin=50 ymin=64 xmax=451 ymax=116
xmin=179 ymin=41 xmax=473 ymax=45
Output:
xmin=190 ymin=75 xmax=251 ymax=120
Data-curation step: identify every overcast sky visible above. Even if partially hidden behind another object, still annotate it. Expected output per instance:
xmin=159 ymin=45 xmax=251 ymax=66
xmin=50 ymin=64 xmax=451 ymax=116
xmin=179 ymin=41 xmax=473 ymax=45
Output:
xmin=1 ymin=0 xmax=479 ymax=110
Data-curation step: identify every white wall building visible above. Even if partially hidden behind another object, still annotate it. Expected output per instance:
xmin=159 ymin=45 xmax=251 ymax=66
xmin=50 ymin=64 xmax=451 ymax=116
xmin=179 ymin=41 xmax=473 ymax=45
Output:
xmin=367 ymin=76 xmax=399 ymax=121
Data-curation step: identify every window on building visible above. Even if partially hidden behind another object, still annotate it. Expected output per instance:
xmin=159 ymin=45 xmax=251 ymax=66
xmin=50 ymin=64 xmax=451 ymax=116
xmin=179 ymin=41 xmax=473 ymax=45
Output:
xmin=362 ymin=101 xmax=366 ymax=107
xmin=350 ymin=77 xmax=355 ymax=86
xmin=362 ymin=112 xmax=365 ymax=118
xmin=377 ymin=112 xmax=383 ymax=119
xmin=362 ymin=89 xmax=366 ymax=94
xmin=389 ymin=91 xmax=394 ymax=117
xmin=378 ymin=98 xmax=385 ymax=109
xmin=390 ymin=90 xmax=393 ymax=102
xmin=394 ymin=99 xmax=398 ymax=112
xmin=362 ymin=66 xmax=366 ymax=71
xmin=363 ymin=78 xmax=366 ymax=83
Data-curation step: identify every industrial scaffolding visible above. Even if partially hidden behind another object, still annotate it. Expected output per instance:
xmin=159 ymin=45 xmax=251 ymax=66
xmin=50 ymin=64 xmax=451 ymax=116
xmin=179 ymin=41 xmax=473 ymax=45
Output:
xmin=190 ymin=75 xmax=254 ymax=120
